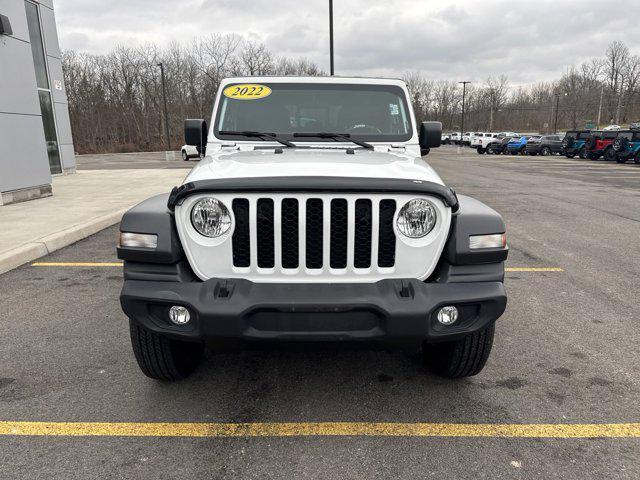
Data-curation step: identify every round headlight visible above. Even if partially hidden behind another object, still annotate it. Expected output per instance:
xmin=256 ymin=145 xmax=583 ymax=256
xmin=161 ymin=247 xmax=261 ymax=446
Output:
xmin=396 ymin=199 xmax=437 ymax=238
xmin=191 ymin=197 xmax=231 ymax=237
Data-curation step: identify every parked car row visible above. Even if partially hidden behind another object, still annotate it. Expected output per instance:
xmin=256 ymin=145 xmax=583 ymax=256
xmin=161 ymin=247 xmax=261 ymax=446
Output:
xmin=443 ymin=129 xmax=640 ymax=164
xmin=562 ymin=129 xmax=640 ymax=163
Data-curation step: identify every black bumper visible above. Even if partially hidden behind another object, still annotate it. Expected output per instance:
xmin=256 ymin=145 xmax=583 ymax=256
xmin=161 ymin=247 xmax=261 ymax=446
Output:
xmin=121 ymin=278 xmax=506 ymax=342
xmin=524 ymin=145 xmax=541 ymax=154
xmin=617 ymin=150 xmax=634 ymax=159
xmin=563 ymin=147 xmax=582 ymax=155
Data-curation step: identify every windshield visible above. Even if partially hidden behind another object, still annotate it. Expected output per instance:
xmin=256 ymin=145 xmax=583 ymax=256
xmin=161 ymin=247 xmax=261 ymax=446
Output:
xmin=214 ymin=83 xmax=412 ymax=143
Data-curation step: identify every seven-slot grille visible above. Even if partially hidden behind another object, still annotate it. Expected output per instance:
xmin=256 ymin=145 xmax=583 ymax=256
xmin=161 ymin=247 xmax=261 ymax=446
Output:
xmin=231 ymin=197 xmax=396 ymax=271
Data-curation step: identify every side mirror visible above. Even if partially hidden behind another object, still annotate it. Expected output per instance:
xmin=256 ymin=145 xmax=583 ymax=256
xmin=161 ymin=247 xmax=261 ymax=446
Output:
xmin=184 ymin=119 xmax=208 ymax=156
xmin=419 ymin=121 xmax=442 ymax=156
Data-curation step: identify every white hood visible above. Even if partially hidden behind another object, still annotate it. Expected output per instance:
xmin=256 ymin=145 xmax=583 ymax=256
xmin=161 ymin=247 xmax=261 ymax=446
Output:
xmin=184 ymin=148 xmax=444 ymax=186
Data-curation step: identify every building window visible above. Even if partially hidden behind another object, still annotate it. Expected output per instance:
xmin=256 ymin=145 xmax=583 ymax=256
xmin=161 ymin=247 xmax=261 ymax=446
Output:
xmin=25 ymin=1 xmax=61 ymax=174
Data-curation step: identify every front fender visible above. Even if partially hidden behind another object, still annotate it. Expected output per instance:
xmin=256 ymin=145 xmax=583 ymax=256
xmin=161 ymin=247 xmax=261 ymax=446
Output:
xmin=117 ymin=194 xmax=184 ymax=264
xmin=443 ymin=195 xmax=508 ymax=265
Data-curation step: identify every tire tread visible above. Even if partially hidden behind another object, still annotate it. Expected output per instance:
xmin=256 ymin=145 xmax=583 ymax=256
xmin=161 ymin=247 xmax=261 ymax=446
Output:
xmin=424 ymin=323 xmax=495 ymax=379
xmin=129 ymin=320 xmax=203 ymax=381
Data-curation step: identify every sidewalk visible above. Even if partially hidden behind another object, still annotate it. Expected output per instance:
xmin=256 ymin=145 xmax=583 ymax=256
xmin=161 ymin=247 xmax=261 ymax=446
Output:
xmin=0 ymin=168 xmax=187 ymax=274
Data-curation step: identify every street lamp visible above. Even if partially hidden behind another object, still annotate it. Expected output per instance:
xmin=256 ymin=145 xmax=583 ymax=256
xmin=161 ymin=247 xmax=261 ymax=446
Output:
xmin=553 ymin=93 xmax=567 ymax=134
xmin=329 ymin=0 xmax=334 ymax=75
xmin=157 ymin=62 xmax=171 ymax=150
xmin=458 ymin=81 xmax=471 ymax=152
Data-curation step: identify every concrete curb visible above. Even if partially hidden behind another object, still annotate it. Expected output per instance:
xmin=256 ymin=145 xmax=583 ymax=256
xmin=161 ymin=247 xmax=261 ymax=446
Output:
xmin=0 ymin=207 xmax=130 ymax=275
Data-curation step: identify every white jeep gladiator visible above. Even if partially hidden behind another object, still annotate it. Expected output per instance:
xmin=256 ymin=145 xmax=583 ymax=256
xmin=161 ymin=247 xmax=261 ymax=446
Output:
xmin=117 ymin=77 xmax=508 ymax=381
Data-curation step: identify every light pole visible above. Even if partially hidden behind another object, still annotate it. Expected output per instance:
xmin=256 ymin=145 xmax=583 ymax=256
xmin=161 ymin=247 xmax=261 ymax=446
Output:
xmin=488 ymin=87 xmax=495 ymax=132
xmin=596 ymin=84 xmax=604 ymax=129
xmin=157 ymin=62 xmax=171 ymax=150
xmin=458 ymin=81 xmax=470 ymax=152
xmin=553 ymin=93 xmax=563 ymax=134
xmin=329 ymin=0 xmax=334 ymax=75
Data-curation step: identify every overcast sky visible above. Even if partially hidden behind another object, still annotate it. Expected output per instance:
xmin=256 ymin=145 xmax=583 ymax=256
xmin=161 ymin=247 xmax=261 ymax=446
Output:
xmin=55 ymin=0 xmax=640 ymax=85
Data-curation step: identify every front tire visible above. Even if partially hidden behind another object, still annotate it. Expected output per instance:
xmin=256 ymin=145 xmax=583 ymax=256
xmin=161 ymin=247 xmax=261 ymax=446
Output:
xmin=182 ymin=150 xmax=189 ymax=161
xmin=477 ymin=147 xmax=485 ymax=155
xmin=604 ymin=147 xmax=617 ymax=162
xmin=541 ymin=146 xmax=551 ymax=156
xmin=129 ymin=320 xmax=204 ymax=381
xmin=423 ymin=323 xmax=495 ymax=378
xmin=578 ymin=147 xmax=588 ymax=159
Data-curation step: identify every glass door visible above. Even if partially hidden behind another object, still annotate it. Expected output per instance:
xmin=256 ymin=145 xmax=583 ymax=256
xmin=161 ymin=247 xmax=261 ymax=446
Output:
xmin=25 ymin=0 xmax=62 ymax=174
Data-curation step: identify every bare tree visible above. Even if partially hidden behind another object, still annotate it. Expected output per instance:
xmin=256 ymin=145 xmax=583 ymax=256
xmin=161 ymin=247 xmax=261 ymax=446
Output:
xmin=62 ymin=35 xmax=324 ymax=153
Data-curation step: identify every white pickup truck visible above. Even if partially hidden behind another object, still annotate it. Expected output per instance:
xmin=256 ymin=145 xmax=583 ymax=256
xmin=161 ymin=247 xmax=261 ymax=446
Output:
xmin=116 ymin=76 xmax=508 ymax=381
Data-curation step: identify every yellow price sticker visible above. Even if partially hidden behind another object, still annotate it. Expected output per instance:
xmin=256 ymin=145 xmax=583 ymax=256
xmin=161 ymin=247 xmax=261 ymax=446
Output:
xmin=223 ymin=84 xmax=272 ymax=100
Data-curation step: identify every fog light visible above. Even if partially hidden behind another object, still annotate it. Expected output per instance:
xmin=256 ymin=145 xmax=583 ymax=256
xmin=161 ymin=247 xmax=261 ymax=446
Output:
xmin=437 ymin=306 xmax=459 ymax=325
xmin=168 ymin=306 xmax=190 ymax=325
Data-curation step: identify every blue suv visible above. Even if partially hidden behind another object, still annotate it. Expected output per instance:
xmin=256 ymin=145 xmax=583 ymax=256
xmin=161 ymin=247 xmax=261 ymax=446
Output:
xmin=562 ymin=131 xmax=592 ymax=159
xmin=612 ymin=130 xmax=640 ymax=164
xmin=505 ymin=136 xmax=529 ymax=155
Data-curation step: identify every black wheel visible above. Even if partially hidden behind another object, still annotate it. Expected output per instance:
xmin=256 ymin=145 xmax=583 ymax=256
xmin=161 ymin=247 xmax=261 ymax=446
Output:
xmin=635 ymin=152 xmax=640 ymax=165
xmin=423 ymin=323 xmax=495 ymax=378
xmin=565 ymin=153 xmax=576 ymax=159
xmin=181 ymin=150 xmax=189 ymax=161
xmin=528 ymin=151 xmax=538 ymax=156
xmin=477 ymin=148 xmax=485 ymax=155
xmin=541 ymin=146 xmax=551 ymax=156
xmin=129 ymin=320 xmax=204 ymax=381
xmin=616 ymin=155 xmax=627 ymax=164
xmin=578 ymin=147 xmax=588 ymax=159
xmin=604 ymin=147 xmax=617 ymax=162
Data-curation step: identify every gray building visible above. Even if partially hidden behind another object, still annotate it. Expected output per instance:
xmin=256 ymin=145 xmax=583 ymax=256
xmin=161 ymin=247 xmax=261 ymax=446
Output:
xmin=0 ymin=0 xmax=75 ymax=205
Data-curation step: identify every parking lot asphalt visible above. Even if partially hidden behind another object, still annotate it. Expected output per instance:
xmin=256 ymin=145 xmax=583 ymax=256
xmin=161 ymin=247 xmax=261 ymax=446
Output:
xmin=1 ymin=147 xmax=639 ymax=479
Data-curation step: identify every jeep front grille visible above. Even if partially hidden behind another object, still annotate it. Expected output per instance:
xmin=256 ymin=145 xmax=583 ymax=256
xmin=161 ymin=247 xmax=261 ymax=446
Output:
xmin=231 ymin=197 xmax=396 ymax=271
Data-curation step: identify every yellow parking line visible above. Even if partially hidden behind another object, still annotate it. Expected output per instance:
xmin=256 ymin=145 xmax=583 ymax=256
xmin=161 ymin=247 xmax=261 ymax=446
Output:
xmin=0 ymin=421 xmax=638 ymax=438
xmin=506 ymin=267 xmax=564 ymax=272
xmin=31 ymin=263 xmax=564 ymax=273
xmin=31 ymin=262 xmax=123 ymax=267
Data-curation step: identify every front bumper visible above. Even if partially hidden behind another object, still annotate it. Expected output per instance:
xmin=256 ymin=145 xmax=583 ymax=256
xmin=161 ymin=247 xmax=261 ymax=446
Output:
xmin=617 ymin=150 xmax=635 ymax=159
xmin=563 ymin=145 xmax=584 ymax=155
xmin=121 ymin=278 xmax=507 ymax=342
xmin=524 ymin=144 xmax=541 ymax=154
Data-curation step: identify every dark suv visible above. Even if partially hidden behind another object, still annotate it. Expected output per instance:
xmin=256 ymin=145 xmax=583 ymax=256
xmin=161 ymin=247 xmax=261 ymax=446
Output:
xmin=612 ymin=130 xmax=640 ymax=164
xmin=486 ymin=136 xmax=515 ymax=155
xmin=583 ymin=131 xmax=619 ymax=161
xmin=524 ymin=135 xmax=563 ymax=156
xmin=562 ymin=131 xmax=592 ymax=159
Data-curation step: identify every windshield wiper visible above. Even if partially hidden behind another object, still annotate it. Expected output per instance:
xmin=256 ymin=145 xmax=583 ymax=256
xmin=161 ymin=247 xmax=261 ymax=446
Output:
xmin=219 ymin=130 xmax=297 ymax=148
xmin=293 ymin=132 xmax=374 ymax=150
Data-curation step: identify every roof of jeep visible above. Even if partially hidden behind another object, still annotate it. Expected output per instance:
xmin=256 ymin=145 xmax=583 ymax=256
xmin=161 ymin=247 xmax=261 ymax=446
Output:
xmin=219 ymin=76 xmax=407 ymax=87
